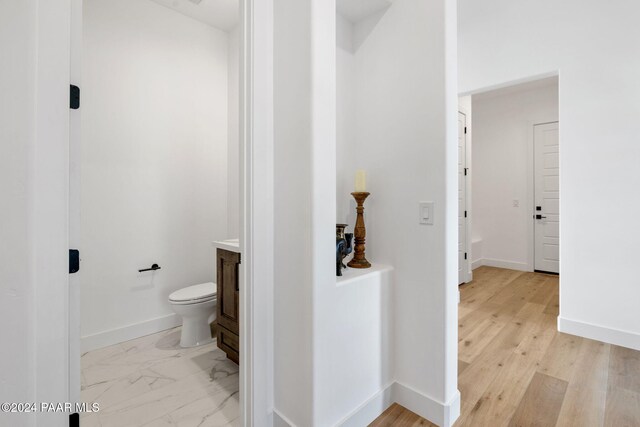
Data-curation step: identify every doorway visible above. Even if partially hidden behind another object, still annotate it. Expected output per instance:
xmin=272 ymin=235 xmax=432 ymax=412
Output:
xmin=462 ymin=76 xmax=559 ymax=273
xmin=76 ymin=0 xmax=242 ymax=423
xmin=457 ymin=77 xmax=562 ymax=424
xmin=67 ymin=0 xmax=275 ymax=424
xmin=534 ymin=122 xmax=560 ymax=274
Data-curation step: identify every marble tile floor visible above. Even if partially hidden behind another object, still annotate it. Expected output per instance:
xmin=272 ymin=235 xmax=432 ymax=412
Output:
xmin=81 ymin=327 xmax=239 ymax=427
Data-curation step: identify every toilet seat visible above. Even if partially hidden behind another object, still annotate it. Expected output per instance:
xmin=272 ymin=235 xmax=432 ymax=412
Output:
xmin=169 ymin=282 xmax=216 ymax=305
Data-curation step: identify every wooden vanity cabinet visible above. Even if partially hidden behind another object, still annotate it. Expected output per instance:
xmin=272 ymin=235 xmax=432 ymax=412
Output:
xmin=216 ymin=249 xmax=240 ymax=364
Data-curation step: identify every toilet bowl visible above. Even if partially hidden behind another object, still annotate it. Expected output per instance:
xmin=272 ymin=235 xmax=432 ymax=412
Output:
xmin=169 ymin=282 xmax=217 ymax=348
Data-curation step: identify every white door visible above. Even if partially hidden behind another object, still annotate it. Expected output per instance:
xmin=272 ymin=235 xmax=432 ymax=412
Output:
xmin=534 ymin=122 xmax=560 ymax=273
xmin=458 ymin=112 xmax=468 ymax=284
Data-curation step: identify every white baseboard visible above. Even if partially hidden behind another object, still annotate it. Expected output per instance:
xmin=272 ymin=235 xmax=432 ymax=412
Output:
xmin=275 ymin=381 xmax=460 ymax=427
xmin=273 ymin=409 xmax=296 ymax=427
xmin=275 ymin=385 xmax=394 ymax=427
xmin=81 ymin=313 xmax=182 ymax=352
xmin=473 ymin=258 xmax=530 ymax=272
xmin=392 ymin=382 xmax=460 ymax=427
xmin=558 ymin=316 xmax=640 ymax=351
xmin=339 ymin=382 xmax=394 ymax=427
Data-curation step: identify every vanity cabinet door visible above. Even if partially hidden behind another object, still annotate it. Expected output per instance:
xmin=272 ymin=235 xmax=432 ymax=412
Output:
xmin=217 ymin=325 xmax=239 ymax=364
xmin=216 ymin=249 xmax=240 ymax=337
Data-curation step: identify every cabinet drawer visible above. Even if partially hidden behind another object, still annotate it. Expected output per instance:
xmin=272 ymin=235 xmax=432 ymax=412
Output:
xmin=217 ymin=326 xmax=239 ymax=364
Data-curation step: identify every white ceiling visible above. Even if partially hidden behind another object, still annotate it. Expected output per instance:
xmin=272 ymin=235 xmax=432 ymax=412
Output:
xmin=149 ymin=0 xmax=239 ymax=31
xmin=150 ymin=0 xmax=391 ymax=31
xmin=473 ymin=76 xmax=559 ymax=101
xmin=337 ymin=0 xmax=395 ymax=23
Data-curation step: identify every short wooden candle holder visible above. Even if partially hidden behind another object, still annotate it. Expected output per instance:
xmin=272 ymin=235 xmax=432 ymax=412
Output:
xmin=347 ymin=192 xmax=371 ymax=269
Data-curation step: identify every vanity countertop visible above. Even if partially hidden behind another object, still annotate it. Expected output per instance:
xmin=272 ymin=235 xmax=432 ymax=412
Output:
xmin=212 ymin=238 xmax=241 ymax=253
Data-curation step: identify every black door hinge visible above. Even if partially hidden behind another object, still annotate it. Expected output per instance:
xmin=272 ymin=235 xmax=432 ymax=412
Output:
xmin=464 ymin=127 xmax=467 ymax=134
xmin=69 ymin=413 xmax=79 ymax=427
xmin=464 ymin=210 xmax=467 ymax=218
xmin=464 ymin=253 xmax=467 ymax=260
xmin=464 ymin=168 xmax=468 ymax=176
xmin=70 ymin=85 xmax=80 ymax=109
xmin=69 ymin=249 xmax=80 ymax=274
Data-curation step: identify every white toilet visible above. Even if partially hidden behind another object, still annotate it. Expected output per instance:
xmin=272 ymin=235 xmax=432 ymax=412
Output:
xmin=169 ymin=282 xmax=217 ymax=348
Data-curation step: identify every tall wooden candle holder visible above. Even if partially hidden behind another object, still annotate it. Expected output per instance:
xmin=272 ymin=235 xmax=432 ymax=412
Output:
xmin=347 ymin=192 xmax=371 ymax=269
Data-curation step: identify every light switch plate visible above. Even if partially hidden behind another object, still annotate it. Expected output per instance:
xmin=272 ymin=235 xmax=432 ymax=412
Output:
xmin=419 ymin=201 xmax=434 ymax=225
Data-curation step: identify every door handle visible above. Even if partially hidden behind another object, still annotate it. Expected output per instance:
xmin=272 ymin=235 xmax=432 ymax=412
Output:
xmin=535 ymin=214 xmax=547 ymax=220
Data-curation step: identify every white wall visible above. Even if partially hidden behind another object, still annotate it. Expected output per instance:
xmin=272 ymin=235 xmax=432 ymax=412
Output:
xmin=336 ymin=12 xmax=357 ymax=226
xmin=331 ymin=0 xmax=460 ymax=425
xmin=322 ymin=13 xmax=397 ymax=427
xmin=227 ymin=26 xmax=241 ymax=238
xmin=352 ymin=1 xmax=459 ymax=423
xmin=81 ymin=0 xmax=230 ymax=349
xmin=277 ymin=3 xmax=397 ymax=425
xmin=324 ymin=267 xmax=395 ymax=426
xmin=273 ymin=0 xmax=315 ymax=424
xmin=472 ymin=80 xmax=558 ymax=271
xmin=459 ymin=0 xmax=640 ymax=350
xmin=275 ymin=0 xmax=449 ymax=425
xmin=1 ymin=0 xmax=72 ymax=425
xmin=0 ymin=1 xmax=37 ymax=422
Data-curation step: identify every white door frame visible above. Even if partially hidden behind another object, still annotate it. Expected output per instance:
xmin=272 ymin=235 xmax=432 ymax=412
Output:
xmin=458 ymin=108 xmax=472 ymax=284
xmin=66 ymin=0 xmax=275 ymax=425
xmin=457 ymin=111 xmax=468 ymax=284
xmin=239 ymin=0 xmax=275 ymax=425
xmin=69 ymin=0 xmax=82 ymax=408
xmin=32 ymin=1 xmax=73 ymax=425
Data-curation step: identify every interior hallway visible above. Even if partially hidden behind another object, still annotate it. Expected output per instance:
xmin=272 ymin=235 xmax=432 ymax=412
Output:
xmin=370 ymin=267 xmax=640 ymax=427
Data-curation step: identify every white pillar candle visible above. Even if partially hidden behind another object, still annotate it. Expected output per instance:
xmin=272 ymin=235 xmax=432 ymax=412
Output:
xmin=355 ymin=170 xmax=367 ymax=192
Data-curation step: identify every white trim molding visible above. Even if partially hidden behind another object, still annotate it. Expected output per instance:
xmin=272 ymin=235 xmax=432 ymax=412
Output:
xmin=338 ymin=383 xmax=395 ymax=427
xmin=240 ymin=0 xmax=275 ymax=425
xmin=273 ymin=409 xmax=296 ymax=427
xmin=393 ymin=382 xmax=460 ymax=427
xmin=335 ymin=382 xmax=461 ymax=427
xmin=558 ymin=317 xmax=640 ymax=351
xmin=471 ymin=259 xmax=484 ymax=270
xmin=473 ymin=258 xmax=531 ymax=272
xmin=80 ymin=314 xmax=182 ymax=353
xmin=274 ymin=381 xmax=461 ymax=427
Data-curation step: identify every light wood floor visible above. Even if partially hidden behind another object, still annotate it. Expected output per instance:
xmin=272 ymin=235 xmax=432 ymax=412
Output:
xmin=370 ymin=266 xmax=640 ymax=427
